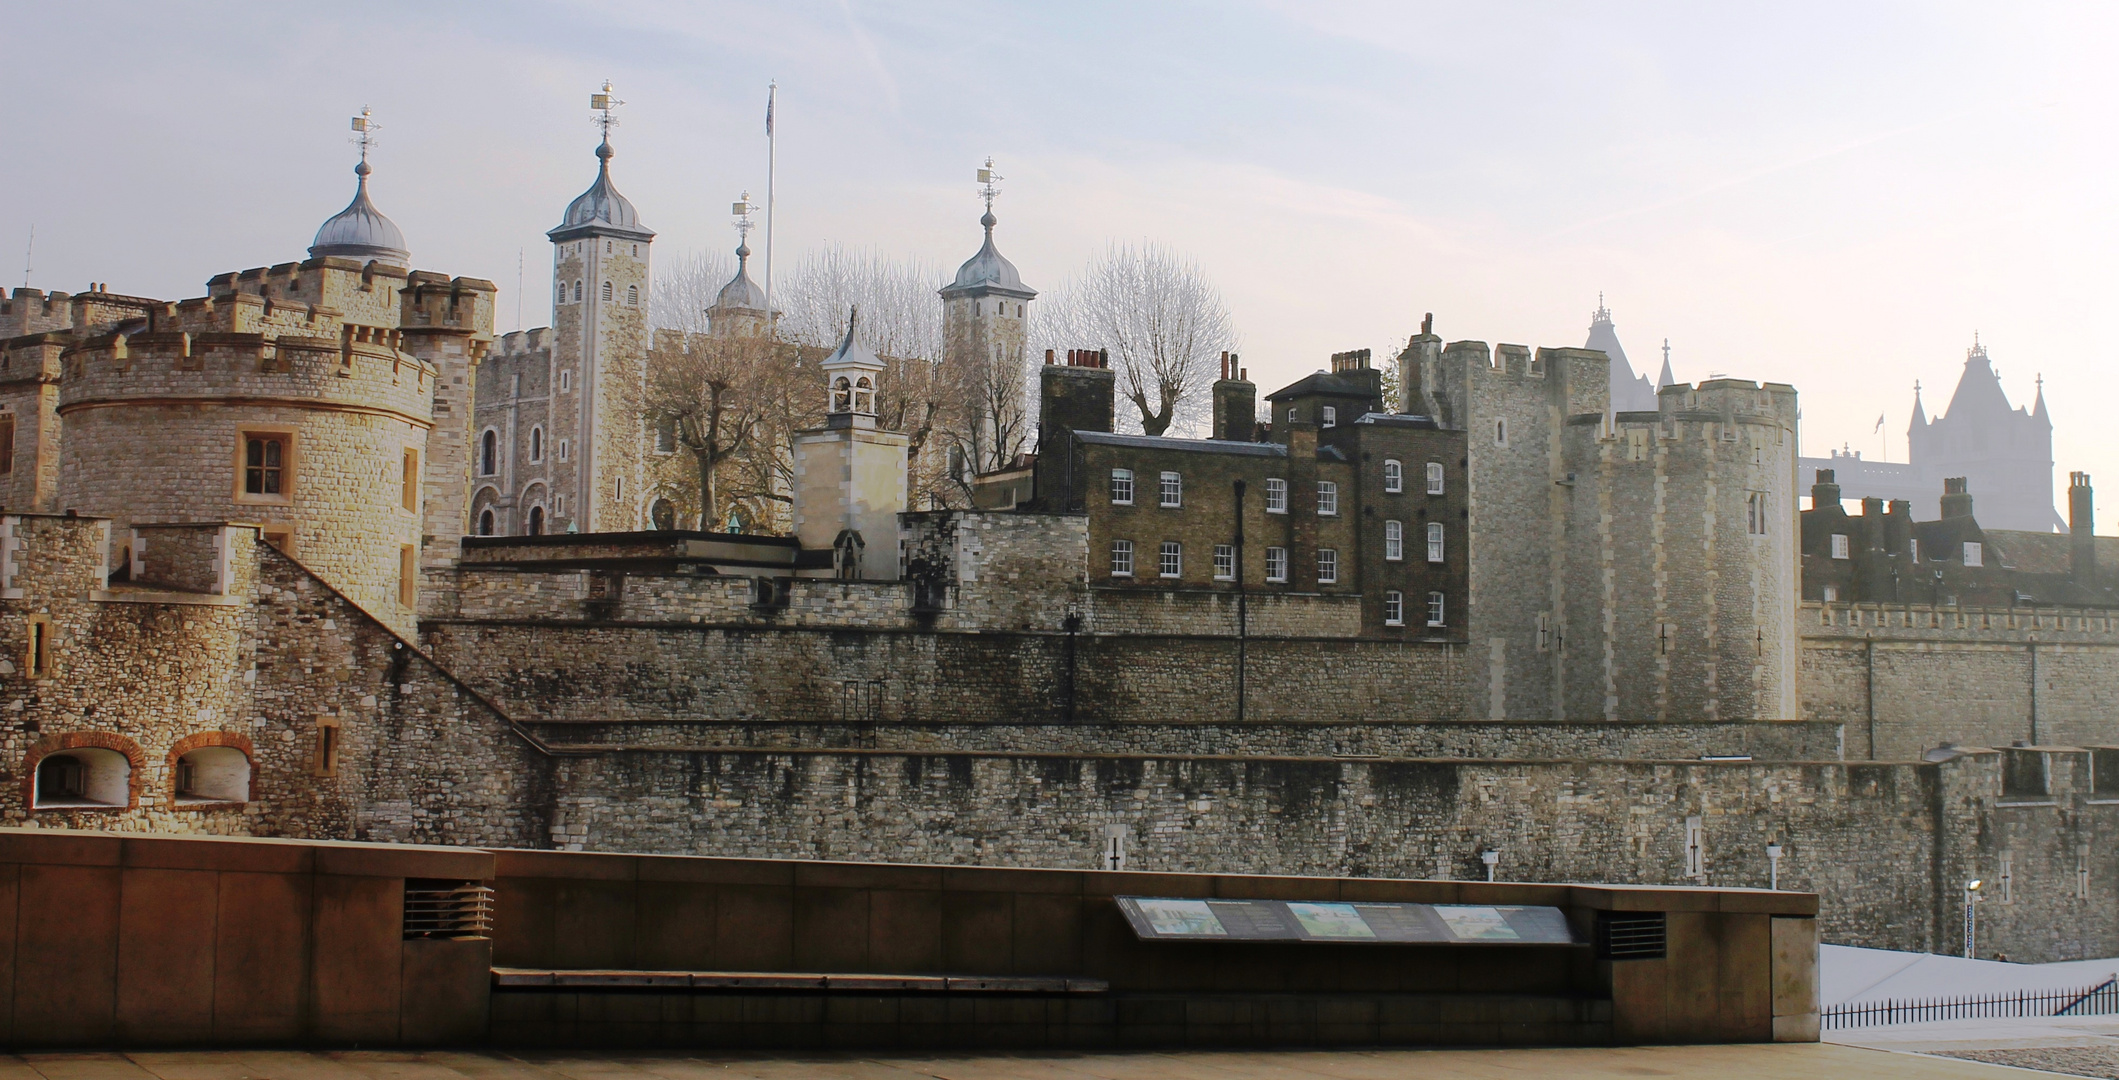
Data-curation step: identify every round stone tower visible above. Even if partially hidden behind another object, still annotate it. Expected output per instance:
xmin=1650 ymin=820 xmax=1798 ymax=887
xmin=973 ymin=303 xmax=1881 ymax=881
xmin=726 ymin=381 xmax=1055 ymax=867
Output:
xmin=53 ymin=149 xmax=492 ymax=636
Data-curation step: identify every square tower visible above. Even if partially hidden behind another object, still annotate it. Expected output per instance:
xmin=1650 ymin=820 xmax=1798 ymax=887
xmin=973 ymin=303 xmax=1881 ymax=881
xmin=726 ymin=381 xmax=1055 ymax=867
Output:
xmin=792 ymin=316 xmax=908 ymax=580
xmin=544 ymin=101 xmax=654 ymax=534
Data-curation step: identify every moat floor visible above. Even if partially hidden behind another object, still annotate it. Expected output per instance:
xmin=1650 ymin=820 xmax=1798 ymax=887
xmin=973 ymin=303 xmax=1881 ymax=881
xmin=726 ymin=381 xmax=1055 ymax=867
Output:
xmin=0 ymin=1046 xmax=2047 ymax=1080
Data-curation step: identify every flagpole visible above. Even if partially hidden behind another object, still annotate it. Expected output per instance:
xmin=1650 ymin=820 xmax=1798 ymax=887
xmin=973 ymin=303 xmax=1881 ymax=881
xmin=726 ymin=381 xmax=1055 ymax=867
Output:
xmin=764 ymin=81 xmax=777 ymax=314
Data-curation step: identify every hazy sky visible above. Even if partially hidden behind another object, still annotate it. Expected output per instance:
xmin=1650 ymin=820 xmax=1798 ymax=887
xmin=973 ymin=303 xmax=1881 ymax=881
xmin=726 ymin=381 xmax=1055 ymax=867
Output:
xmin=4 ymin=2 xmax=2114 ymax=520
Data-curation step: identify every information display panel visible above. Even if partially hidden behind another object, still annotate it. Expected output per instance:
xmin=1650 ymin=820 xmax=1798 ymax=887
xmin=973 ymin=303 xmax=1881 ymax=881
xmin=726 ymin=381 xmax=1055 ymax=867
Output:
xmin=1116 ymin=896 xmax=1575 ymax=945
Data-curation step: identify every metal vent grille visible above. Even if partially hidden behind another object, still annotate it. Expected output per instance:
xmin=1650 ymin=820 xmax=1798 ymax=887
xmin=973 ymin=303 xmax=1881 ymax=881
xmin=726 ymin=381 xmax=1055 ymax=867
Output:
xmin=403 ymin=879 xmax=494 ymax=940
xmin=1596 ymin=912 xmax=1666 ymax=960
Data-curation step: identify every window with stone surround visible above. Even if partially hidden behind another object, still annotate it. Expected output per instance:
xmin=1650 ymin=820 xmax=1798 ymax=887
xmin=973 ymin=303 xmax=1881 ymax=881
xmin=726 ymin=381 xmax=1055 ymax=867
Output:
xmin=1317 ymin=482 xmax=1338 ymax=516
xmin=1747 ymin=492 xmax=1768 ymax=535
xmin=313 ymin=715 xmax=341 ymax=777
xmin=1384 ymin=591 xmax=1404 ymax=626
xmin=1159 ymin=541 xmax=1182 ymax=578
xmin=1159 ymin=471 xmax=1182 ymax=508
xmin=1317 ymin=548 xmax=1338 ymax=584
xmin=655 ymin=417 xmax=677 ymax=455
xmin=530 ymin=426 xmax=545 ymax=463
xmin=401 ymin=448 xmax=420 ymax=512
xmin=25 ymin=614 xmax=52 ymax=679
xmin=1383 ymin=459 xmax=1401 ymax=493
xmin=1266 ymin=546 xmax=1288 ymax=583
xmin=1427 ymin=591 xmax=1446 ymax=627
xmin=527 ymin=504 xmax=546 ymax=535
xmin=1426 ymin=461 xmax=1445 ymax=495
xmin=559 ymin=369 xmax=573 ymax=392
xmin=478 ymin=509 xmax=496 ymax=536
xmin=602 ymin=281 xmax=613 ymax=303
xmin=0 ymin=414 xmax=15 ymax=475
xmin=236 ymin=431 xmax=294 ymax=504
xmin=557 ymin=439 xmax=571 ymax=462
xmin=1110 ymin=469 xmax=1134 ymax=505
xmin=1426 ymin=522 xmax=1445 ymax=563
xmin=1266 ymin=478 xmax=1287 ymax=513
xmin=399 ymin=545 xmax=417 ymax=608
xmin=573 ymin=280 xmax=582 ymax=303
xmin=261 ymin=526 xmax=294 ymax=555
xmin=627 ymin=285 xmax=639 ymax=306
xmin=1110 ymin=539 xmax=1134 ymax=577
xmin=1214 ymin=544 xmax=1235 ymax=580
xmin=479 ymin=430 xmax=499 ymax=475
xmin=1385 ymin=520 xmax=1403 ymax=561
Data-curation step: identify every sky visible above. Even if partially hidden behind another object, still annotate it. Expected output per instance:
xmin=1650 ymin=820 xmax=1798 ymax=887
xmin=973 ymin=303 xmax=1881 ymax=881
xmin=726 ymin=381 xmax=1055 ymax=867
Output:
xmin=3 ymin=2 xmax=2115 ymax=522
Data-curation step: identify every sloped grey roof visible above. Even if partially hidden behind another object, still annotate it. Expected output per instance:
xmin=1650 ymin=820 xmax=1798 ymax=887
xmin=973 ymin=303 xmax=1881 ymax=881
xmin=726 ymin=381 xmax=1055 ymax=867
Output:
xmin=309 ymin=162 xmax=409 ymax=265
xmin=1586 ymin=308 xmax=1658 ymax=413
xmin=549 ymin=142 xmax=655 ymax=242
xmin=940 ymin=212 xmax=1035 ymax=300
xmin=1075 ymin=431 xmax=1288 ymax=457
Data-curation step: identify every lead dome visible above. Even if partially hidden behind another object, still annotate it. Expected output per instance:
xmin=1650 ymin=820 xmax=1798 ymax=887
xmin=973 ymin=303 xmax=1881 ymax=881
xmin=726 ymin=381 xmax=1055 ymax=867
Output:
xmin=309 ymin=161 xmax=410 ymax=265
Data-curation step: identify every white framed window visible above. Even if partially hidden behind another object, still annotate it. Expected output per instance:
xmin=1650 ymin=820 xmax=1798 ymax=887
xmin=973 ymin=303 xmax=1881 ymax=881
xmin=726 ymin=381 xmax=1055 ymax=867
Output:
xmin=1427 ymin=591 xmax=1446 ymax=627
xmin=559 ymin=369 xmax=573 ymax=392
xmin=1383 ymin=459 xmax=1402 ymax=493
xmin=1110 ymin=539 xmax=1135 ymax=577
xmin=1286 ymin=408 xmax=1297 ymax=424
xmin=1384 ymin=591 xmax=1404 ymax=626
xmin=1213 ymin=544 xmax=1235 ymax=580
xmin=529 ymin=425 xmax=545 ymax=463
xmin=1321 ymin=406 xmax=1337 ymax=428
xmin=1747 ymin=492 xmax=1769 ymax=535
xmin=1822 ymin=585 xmax=1839 ymax=602
xmin=1110 ymin=468 xmax=1135 ymax=505
xmin=1159 ymin=541 xmax=1182 ymax=578
xmin=1265 ymin=478 xmax=1287 ymax=513
xmin=1495 ymin=418 xmax=1508 ymax=446
xmin=1426 ymin=522 xmax=1445 ymax=563
xmin=1909 ymin=538 xmax=1920 ymax=563
xmin=1159 ymin=471 xmax=1182 ymax=508
xmin=1964 ymin=541 xmax=1983 ymax=567
xmin=1317 ymin=481 xmax=1338 ymax=516
xmin=1426 ymin=461 xmax=1445 ymax=495
xmin=1265 ymin=547 xmax=1288 ymax=583
xmin=1317 ymin=548 xmax=1338 ymax=584
xmin=1830 ymin=533 xmax=1850 ymax=560
xmin=1384 ymin=520 xmax=1403 ymax=561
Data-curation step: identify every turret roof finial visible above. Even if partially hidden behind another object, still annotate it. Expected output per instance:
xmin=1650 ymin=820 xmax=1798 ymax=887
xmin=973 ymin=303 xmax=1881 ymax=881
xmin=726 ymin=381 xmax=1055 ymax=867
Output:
xmin=591 ymin=80 xmax=624 ymax=162
xmin=977 ymin=156 xmax=1002 ymax=231
xmin=309 ymin=106 xmax=409 ymax=264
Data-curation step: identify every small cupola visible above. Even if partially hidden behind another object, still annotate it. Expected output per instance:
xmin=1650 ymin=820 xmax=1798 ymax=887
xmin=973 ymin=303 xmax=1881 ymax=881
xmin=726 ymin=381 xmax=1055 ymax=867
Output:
xmin=821 ymin=308 xmax=884 ymax=428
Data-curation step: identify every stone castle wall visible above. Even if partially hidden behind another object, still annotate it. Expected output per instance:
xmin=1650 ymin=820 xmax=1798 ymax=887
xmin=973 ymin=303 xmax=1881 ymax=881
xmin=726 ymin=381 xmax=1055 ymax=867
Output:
xmin=1800 ymin=599 xmax=2119 ymax=759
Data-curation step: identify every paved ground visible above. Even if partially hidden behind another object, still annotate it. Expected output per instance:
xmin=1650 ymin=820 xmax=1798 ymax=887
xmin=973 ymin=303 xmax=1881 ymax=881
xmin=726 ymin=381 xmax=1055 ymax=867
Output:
xmin=0 ymin=1047 xmax=2059 ymax=1080
xmin=1831 ymin=1012 xmax=2119 ymax=1077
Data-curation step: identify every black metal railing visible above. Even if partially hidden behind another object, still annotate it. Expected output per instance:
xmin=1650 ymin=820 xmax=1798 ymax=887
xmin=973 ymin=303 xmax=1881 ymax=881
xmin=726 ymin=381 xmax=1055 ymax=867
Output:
xmin=1824 ymin=976 xmax=2119 ymax=1029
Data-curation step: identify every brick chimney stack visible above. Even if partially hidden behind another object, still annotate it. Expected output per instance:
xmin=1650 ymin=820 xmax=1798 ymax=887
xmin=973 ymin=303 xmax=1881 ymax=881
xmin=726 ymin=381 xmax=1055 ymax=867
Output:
xmin=1211 ymin=351 xmax=1256 ymax=442
xmin=1941 ymin=477 xmax=1974 ymax=520
xmin=1810 ymin=469 xmax=1841 ymax=511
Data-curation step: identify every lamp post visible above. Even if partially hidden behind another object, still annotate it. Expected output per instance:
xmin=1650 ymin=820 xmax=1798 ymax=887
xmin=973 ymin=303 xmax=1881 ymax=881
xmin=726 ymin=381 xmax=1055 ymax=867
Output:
xmin=1481 ymin=849 xmax=1500 ymax=883
xmin=1766 ymin=843 xmax=1783 ymax=891
xmin=1965 ymin=879 xmax=1983 ymax=959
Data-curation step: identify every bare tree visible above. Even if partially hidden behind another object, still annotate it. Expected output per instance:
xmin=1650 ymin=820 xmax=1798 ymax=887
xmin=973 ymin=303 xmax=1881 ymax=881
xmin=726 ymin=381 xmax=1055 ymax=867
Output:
xmin=1039 ymin=242 xmax=1237 ymax=437
xmin=649 ymin=247 xmax=736 ymax=335
xmin=644 ymin=328 xmax=776 ymax=529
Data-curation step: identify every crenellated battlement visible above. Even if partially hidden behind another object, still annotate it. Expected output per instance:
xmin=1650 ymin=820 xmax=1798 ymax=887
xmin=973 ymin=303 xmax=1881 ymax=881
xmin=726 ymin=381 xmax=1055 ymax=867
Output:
xmin=56 ymin=320 xmax=438 ymax=424
xmin=1631 ymin=378 xmax=1800 ymax=429
xmin=495 ymin=327 xmax=556 ymax=357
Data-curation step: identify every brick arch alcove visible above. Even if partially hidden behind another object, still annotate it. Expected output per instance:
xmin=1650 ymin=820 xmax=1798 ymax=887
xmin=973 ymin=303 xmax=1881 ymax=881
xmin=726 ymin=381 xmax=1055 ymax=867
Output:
xmin=23 ymin=731 xmax=147 ymax=811
xmin=165 ymin=730 xmax=258 ymax=806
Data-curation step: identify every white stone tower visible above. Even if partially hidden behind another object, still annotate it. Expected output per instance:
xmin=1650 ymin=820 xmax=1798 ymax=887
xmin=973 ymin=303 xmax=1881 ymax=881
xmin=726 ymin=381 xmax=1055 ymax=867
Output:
xmin=546 ymin=82 xmax=654 ymax=533
xmin=791 ymin=313 xmax=907 ymax=580
xmin=939 ymin=159 xmax=1036 ymax=472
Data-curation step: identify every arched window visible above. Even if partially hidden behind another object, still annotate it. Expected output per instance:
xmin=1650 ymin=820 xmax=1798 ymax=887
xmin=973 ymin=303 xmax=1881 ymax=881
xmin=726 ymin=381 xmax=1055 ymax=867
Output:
xmin=649 ymin=498 xmax=676 ymax=531
xmin=530 ymin=426 xmax=544 ymax=463
xmin=832 ymin=377 xmax=853 ymax=413
xmin=173 ymin=746 xmax=251 ymax=804
xmin=627 ymin=285 xmax=639 ymax=306
xmin=527 ymin=505 xmax=545 ymax=536
xmin=478 ymin=508 xmax=496 ymax=536
xmin=479 ymin=430 xmax=498 ymax=476
xmin=34 ymin=747 xmax=130 ymax=809
xmin=601 ymin=281 xmax=613 ymax=303
xmin=1495 ymin=418 xmax=1508 ymax=446
xmin=854 ymin=377 xmax=874 ymax=414
xmin=573 ymin=280 xmax=583 ymax=303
